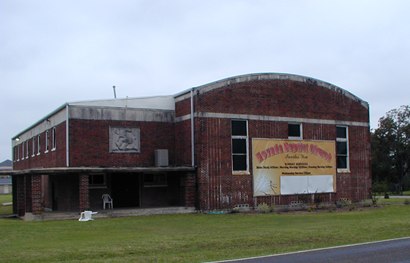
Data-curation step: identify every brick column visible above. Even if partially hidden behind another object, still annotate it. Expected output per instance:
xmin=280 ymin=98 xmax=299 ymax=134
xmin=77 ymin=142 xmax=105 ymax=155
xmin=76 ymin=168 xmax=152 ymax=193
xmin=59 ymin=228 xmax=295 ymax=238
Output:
xmin=15 ymin=175 xmax=26 ymax=216
xmin=79 ymin=174 xmax=90 ymax=211
xmin=31 ymin=174 xmax=42 ymax=214
xmin=184 ymin=173 xmax=196 ymax=207
xmin=24 ymin=175 xmax=33 ymax=212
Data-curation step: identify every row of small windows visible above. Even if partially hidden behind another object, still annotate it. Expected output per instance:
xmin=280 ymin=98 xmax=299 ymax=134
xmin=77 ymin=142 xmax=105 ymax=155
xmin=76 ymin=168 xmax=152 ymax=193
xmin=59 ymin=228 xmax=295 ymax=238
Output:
xmin=14 ymin=127 xmax=56 ymax=162
xmin=231 ymin=120 xmax=349 ymax=172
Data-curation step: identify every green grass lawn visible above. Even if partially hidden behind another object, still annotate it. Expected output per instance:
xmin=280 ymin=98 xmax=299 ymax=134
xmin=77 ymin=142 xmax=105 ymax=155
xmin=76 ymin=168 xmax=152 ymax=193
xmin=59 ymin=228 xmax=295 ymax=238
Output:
xmin=1 ymin=204 xmax=410 ymax=262
xmin=0 ymin=194 xmax=12 ymax=215
xmin=378 ymin=197 xmax=410 ymax=205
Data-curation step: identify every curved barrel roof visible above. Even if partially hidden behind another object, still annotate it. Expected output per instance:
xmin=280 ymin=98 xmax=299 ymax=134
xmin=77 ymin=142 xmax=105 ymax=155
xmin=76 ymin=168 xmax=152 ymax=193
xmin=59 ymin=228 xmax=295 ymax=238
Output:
xmin=175 ymin=72 xmax=369 ymax=109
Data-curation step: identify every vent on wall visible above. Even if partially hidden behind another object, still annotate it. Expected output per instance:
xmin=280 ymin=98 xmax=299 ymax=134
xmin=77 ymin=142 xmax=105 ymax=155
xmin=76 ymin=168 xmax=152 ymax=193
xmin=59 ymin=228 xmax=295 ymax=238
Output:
xmin=155 ymin=149 xmax=169 ymax=167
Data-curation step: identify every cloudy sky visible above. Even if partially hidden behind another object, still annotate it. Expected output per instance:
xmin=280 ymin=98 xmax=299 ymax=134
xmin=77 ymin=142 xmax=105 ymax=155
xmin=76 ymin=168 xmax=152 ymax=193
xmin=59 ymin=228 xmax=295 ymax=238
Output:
xmin=1 ymin=0 xmax=409 ymax=161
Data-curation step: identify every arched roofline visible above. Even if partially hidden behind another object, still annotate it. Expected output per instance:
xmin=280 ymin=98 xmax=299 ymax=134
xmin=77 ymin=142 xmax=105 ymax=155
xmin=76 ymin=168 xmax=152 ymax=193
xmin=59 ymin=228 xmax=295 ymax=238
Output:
xmin=174 ymin=72 xmax=369 ymax=109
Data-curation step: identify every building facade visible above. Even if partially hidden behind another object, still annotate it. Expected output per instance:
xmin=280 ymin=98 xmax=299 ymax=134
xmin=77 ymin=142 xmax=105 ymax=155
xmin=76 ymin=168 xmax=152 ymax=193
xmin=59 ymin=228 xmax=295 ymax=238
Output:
xmin=0 ymin=161 xmax=13 ymax=194
xmin=11 ymin=73 xmax=371 ymax=218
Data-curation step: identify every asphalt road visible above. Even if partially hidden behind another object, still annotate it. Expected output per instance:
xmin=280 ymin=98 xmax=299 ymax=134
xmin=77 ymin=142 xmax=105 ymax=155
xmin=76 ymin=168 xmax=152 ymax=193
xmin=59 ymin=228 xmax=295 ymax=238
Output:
xmin=214 ymin=237 xmax=410 ymax=263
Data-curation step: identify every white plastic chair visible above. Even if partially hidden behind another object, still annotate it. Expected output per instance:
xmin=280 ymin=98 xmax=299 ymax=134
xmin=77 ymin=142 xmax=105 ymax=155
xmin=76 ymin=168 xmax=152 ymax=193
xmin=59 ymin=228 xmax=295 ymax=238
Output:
xmin=102 ymin=194 xmax=113 ymax=210
xmin=78 ymin=211 xmax=98 ymax=221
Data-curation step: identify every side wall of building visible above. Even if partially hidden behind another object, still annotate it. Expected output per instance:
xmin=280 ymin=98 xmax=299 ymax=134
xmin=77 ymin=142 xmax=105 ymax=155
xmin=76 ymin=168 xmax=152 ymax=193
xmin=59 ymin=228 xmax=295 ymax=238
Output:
xmin=13 ymin=122 xmax=67 ymax=170
xmin=69 ymin=119 xmax=175 ymax=167
xmin=176 ymin=78 xmax=371 ymax=210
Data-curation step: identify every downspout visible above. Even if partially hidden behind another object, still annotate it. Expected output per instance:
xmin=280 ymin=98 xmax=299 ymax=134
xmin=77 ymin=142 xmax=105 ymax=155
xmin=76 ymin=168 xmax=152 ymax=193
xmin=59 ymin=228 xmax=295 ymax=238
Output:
xmin=65 ymin=104 xmax=70 ymax=167
xmin=190 ymin=88 xmax=195 ymax=167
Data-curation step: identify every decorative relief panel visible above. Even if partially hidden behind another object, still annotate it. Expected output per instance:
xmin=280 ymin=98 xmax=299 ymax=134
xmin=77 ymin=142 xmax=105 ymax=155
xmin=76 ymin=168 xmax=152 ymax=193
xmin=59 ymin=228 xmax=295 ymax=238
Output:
xmin=109 ymin=127 xmax=140 ymax=153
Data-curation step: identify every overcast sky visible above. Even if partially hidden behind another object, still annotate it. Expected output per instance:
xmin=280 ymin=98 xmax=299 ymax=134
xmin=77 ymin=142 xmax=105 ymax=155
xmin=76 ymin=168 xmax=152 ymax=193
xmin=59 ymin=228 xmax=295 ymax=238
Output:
xmin=1 ymin=0 xmax=409 ymax=161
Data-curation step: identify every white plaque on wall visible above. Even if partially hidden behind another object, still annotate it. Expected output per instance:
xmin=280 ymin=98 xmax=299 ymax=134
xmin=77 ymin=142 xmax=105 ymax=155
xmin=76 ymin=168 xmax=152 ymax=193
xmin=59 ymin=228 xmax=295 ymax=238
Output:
xmin=109 ymin=127 xmax=140 ymax=153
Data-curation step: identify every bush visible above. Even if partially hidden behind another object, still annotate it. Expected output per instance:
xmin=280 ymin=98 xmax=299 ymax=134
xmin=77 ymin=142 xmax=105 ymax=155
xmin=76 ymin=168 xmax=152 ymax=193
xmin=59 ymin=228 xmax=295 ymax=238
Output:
xmin=314 ymin=193 xmax=322 ymax=208
xmin=370 ymin=194 xmax=379 ymax=206
xmin=257 ymin=203 xmax=272 ymax=213
xmin=372 ymin=181 xmax=389 ymax=195
xmin=360 ymin=199 xmax=373 ymax=207
xmin=336 ymin=198 xmax=352 ymax=208
xmin=349 ymin=204 xmax=357 ymax=211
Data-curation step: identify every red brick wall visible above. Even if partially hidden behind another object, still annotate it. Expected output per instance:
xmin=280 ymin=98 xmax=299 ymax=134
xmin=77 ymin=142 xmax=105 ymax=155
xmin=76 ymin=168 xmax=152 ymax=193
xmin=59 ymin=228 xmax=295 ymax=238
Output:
xmin=176 ymin=78 xmax=370 ymax=210
xmin=31 ymin=175 xmax=42 ymax=214
xmin=69 ymin=120 xmax=175 ymax=167
xmin=183 ymin=173 xmax=196 ymax=207
xmin=192 ymin=80 xmax=368 ymax=122
xmin=175 ymin=120 xmax=192 ymax=166
xmin=13 ymin=122 xmax=67 ymax=170
xmin=175 ymin=96 xmax=191 ymax=117
xmin=13 ymin=175 xmax=26 ymax=216
xmin=13 ymin=76 xmax=370 ymax=213
xmin=337 ymin=125 xmax=371 ymax=201
xmin=79 ymin=174 xmax=90 ymax=211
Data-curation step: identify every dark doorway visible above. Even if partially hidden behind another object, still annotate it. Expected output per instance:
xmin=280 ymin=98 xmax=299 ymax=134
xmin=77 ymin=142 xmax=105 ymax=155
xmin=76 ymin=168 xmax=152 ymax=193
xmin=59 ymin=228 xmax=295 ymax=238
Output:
xmin=111 ymin=174 xmax=140 ymax=208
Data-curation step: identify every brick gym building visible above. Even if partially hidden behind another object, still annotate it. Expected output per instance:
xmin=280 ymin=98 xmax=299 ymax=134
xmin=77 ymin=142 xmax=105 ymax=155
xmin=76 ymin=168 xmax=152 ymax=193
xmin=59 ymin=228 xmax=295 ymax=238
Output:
xmin=11 ymin=73 xmax=371 ymax=219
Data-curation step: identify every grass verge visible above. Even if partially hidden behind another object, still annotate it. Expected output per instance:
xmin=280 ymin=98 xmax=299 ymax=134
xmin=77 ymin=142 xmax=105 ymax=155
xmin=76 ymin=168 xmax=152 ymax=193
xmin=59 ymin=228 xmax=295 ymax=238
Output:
xmin=0 ymin=194 xmax=12 ymax=215
xmin=1 ymin=204 xmax=410 ymax=262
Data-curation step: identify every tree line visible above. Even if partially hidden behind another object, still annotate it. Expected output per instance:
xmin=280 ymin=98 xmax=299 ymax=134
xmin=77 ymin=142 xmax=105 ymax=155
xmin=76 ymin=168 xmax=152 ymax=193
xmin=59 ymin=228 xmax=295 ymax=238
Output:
xmin=372 ymin=105 xmax=410 ymax=194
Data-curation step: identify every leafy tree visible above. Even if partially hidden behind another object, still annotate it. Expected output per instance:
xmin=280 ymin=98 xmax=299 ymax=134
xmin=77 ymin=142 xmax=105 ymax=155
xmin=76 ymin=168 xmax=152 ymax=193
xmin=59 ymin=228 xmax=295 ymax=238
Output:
xmin=372 ymin=105 xmax=410 ymax=193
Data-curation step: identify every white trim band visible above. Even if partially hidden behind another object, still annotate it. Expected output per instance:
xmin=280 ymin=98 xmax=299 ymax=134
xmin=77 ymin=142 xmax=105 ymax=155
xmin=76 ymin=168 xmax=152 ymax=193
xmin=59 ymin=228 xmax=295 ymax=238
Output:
xmin=175 ymin=112 xmax=369 ymax=127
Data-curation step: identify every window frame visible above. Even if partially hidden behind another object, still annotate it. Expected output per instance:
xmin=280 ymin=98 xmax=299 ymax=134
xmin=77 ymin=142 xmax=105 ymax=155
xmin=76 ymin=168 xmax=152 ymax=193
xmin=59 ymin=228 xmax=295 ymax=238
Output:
xmin=21 ymin=141 xmax=25 ymax=160
xmin=37 ymin=134 xmax=41 ymax=155
xmin=51 ymin=127 xmax=56 ymax=151
xmin=31 ymin=137 xmax=36 ymax=157
xmin=143 ymin=173 xmax=168 ymax=187
xmin=336 ymin=126 xmax=350 ymax=172
xmin=89 ymin=174 xmax=107 ymax=189
xmin=26 ymin=140 xmax=29 ymax=159
xmin=45 ymin=130 xmax=49 ymax=153
xmin=16 ymin=145 xmax=20 ymax=162
xmin=231 ymin=119 xmax=249 ymax=174
xmin=288 ymin=123 xmax=303 ymax=140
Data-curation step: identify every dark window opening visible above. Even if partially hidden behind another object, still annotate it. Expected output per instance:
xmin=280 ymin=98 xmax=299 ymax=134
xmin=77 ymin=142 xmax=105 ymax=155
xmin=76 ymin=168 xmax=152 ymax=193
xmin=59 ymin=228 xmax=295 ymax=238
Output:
xmin=144 ymin=174 xmax=167 ymax=187
xmin=89 ymin=174 xmax=106 ymax=188
xmin=232 ymin=120 xmax=247 ymax=136
xmin=288 ymin=123 xmax=302 ymax=138
xmin=336 ymin=126 xmax=349 ymax=170
xmin=232 ymin=120 xmax=248 ymax=172
xmin=336 ymin=126 xmax=347 ymax=138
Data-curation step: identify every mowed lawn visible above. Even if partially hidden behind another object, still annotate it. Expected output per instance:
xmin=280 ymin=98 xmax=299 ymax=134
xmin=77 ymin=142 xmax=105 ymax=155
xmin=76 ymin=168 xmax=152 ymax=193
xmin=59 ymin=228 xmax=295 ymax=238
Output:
xmin=0 ymin=194 xmax=12 ymax=215
xmin=1 ymin=203 xmax=410 ymax=262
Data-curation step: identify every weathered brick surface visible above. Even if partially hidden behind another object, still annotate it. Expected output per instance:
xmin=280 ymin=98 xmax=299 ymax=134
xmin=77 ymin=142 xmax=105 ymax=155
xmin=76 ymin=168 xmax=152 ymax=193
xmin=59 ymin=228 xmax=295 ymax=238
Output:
xmin=24 ymin=175 xmax=32 ymax=212
xmin=13 ymin=122 xmax=66 ymax=170
xmin=31 ymin=175 xmax=42 ymax=214
xmin=79 ymin=174 xmax=89 ymax=211
xmin=69 ymin=120 xmax=175 ymax=167
xmin=176 ymin=78 xmax=371 ymax=210
xmin=191 ymin=79 xmax=368 ymax=122
xmin=13 ymin=76 xmax=371 ymax=213
xmin=175 ymin=121 xmax=192 ymax=166
xmin=14 ymin=175 xmax=26 ymax=216
xmin=183 ymin=172 xmax=196 ymax=207
xmin=175 ymin=96 xmax=192 ymax=117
